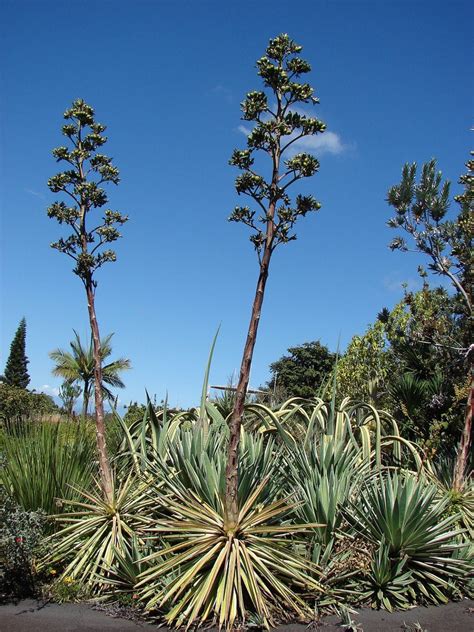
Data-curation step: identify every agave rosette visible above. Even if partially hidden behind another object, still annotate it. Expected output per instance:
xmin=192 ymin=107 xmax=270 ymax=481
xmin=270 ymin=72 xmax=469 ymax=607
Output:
xmin=42 ymin=473 xmax=154 ymax=590
xmin=136 ymin=478 xmax=324 ymax=630
xmin=348 ymin=471 xmax=470 ymax=603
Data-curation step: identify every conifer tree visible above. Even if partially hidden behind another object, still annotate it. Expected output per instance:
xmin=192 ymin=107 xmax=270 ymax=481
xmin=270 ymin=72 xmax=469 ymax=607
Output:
xmin=4 ymin=318 xmax=30 ymax=389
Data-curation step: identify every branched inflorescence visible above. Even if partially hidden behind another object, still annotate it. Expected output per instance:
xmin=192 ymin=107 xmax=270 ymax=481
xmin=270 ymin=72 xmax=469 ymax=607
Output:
xmin=47 ymin=100 xmax=128 ymax=284
xmin=229 ymin=34 xmax=326 ymax=261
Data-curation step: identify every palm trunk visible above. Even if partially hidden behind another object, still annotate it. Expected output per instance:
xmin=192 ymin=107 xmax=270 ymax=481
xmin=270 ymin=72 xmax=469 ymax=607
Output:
xmin=85 ymin=279 xmax=114 ymax=503
xmin=224 ymin=245 xmax=272 ymax=530
xmin=453 ymin=363 xmax=473 ymax=491
xmin=82 ymin=380 xmax=90 ymax=418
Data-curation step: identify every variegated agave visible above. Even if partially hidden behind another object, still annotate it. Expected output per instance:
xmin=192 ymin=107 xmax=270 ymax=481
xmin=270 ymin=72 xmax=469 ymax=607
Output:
xmin=137 ymin=478 xmax=324 ymax=630
xmin=121 ymin=420 xmax=324 ymax=629
xmin=42 ymin=473 xmax=154 ymax=591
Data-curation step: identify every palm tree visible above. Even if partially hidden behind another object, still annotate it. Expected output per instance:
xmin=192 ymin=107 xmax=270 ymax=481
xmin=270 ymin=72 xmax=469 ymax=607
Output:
xmin=50 ymin=331 xmax=131 ymax=417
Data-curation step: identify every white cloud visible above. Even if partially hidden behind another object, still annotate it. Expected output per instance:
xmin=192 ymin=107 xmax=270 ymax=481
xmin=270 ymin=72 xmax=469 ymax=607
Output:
xmin=39 ymin=384 xmax=60 ymax=397
xmin=292 ymin=130 xmax=345 ymax=155
xmin=237 ymin=121 xmax=347 ymax=156
xmin=238 ymin=124 xmax=252 ymax=136
xmin=25 ymin=188 xmax=46 ymax=200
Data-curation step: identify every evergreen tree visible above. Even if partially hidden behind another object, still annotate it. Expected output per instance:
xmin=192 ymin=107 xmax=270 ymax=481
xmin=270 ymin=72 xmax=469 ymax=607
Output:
xmin=4 ymin=318 xmax=30 ymax=389
xmin=50 ymin=331 xmax=131 ymax=417
xmin=266 ymin=340 xmax=335 ymax=400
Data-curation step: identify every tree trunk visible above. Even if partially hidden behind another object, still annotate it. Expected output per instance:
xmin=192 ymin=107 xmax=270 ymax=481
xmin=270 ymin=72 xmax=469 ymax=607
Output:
xmin=453 ymin=360 xmax=473 ymax=491
xmin=82 ymin=380 xmax=90 ymax=418
xmin=85 ymin=279 xmax=114 ymax=503
xmin=224 ymin=245 xmax=272 ymax=530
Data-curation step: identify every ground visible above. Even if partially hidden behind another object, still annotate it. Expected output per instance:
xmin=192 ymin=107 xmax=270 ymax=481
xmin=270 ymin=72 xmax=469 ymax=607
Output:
xmin=0 ymin=599 xmax=473 ymax=632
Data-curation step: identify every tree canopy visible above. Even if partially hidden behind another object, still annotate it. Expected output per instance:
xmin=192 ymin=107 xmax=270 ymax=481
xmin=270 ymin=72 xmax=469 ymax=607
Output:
xmin=266 ymin=340 xmax=335 ymax=400
xmin=49 ymin=331 xmax=131 ymax=417
xmin=386 ymin=152 xmax=473 ymax=486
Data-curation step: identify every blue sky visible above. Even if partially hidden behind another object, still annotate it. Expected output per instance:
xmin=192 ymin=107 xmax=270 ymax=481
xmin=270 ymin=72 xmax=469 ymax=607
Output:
xmin=1 ymin=0 xmax=472 ymax=408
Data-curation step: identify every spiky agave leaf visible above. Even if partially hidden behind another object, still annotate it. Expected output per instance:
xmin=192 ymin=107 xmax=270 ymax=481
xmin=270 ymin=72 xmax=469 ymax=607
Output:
xmin=136 ymin=479 xmax=324 ymax=630
xmin=244 ymin=398 xmax=411 ymax=469
xmin=41 ymin=474 xmax=154 ymax=591
xmin=95 ymin=535 xmax=151 ymax=595
xmin=426 ymin=455 xmax=474 ymax=538
xmin=348 ymin=471 xmax=470 ymax=603
xmin=357 ymin=540 xmax=414 ymax=611
xmin=287 ymin=435 xmax=368 ymax=545
xmin=141 ymin=422 xmax=283 ymax=518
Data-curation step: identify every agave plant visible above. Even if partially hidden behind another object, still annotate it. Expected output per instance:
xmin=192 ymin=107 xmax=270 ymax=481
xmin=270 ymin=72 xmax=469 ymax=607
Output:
xmin=358 ymin=541 xmax=414 ymax=611
xmin=244 ymin=397 xmax=420 ymax=471
xmin=42 ymin=474 xmax=154 ymax=590
xmin=96 ymin=535 xmax=151 ymax=597
xmin=426 ymin=454 xmax=474 ymax=537
xmin=287 ymin=435 xmax=367 ymax=545
xmin=116 ymin=396 xmax=183 ymax=471
xmin=129 ymin=416 xmax=324 ymax=629
xmin=137 ymin=478 xmax=324 ymax=630
xmin=349 ymin=471 xmax=469 ymax=604
xmin=162 ymin=426 xmax=281 ymax=512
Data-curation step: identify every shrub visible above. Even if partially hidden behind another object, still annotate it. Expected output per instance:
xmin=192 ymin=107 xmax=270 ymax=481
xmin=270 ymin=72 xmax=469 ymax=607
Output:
xmin=123 ymin=402 xmax=148 ymax=426
xmin=0 ymin=493 xmax=46 ymax=598
xmin=0 ymin=383 xmax=58 ymax=430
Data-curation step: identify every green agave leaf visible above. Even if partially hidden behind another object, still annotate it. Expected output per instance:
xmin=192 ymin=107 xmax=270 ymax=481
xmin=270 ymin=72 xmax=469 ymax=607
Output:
xmin=198 ymin=325 xmax=220 ymax=442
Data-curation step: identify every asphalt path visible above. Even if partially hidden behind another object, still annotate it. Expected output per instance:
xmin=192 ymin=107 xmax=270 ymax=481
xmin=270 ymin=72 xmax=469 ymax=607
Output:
xmin=0 ymin=598 xmax=472 ymax=631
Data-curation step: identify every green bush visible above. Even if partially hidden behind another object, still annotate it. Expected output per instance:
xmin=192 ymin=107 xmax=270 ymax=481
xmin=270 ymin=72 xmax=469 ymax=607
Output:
xmin=0 ymin=383 xmax=58 ymax=430
xmin=123 ymin=401 xmax=148 ymax=426
xmin=0 ymin=493 xmax=46 ymax=598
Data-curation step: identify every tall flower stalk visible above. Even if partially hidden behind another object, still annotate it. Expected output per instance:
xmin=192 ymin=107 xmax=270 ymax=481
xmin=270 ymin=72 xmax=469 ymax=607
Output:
xmin=47 ymin=100 xmax=128 ymax=502
xmin=226 ymin=34 xmax=326 ymax=528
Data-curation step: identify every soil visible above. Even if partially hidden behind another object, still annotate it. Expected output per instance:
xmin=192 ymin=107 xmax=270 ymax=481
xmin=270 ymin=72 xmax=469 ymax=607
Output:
xmin=0 ymin=598 xmax=472 ymax=632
